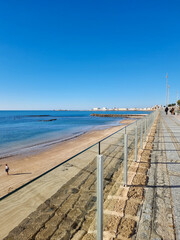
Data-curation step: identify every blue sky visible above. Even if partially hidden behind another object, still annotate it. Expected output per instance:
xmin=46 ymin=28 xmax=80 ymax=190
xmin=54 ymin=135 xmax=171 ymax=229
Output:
xmin=0 ymin=0 xmax=180 ymax=110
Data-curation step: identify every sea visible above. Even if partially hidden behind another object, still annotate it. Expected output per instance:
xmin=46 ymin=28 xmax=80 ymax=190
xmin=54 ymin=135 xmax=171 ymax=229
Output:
xmin=0 ymin=110 xmax=151 ymax=158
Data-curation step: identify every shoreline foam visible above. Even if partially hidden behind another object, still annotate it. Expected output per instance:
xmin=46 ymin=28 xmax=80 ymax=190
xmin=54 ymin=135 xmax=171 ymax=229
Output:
xmin=0 ymin=120 xmax=122 ymax=159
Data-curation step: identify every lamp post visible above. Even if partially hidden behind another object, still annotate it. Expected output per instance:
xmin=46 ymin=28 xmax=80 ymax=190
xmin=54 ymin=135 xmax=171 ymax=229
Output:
xmin=177 ymin=90 xmax=179 ymax=106
xmin=168 ymin=85 xmax=170 ymax=106
xmin=166 ymin=73 xmax=168 ymax=107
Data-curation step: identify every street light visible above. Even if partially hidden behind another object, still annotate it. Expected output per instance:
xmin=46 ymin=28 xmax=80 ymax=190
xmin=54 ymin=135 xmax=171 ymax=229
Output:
xmin=168 ymin=85 xmax=170 ymax=106
xmin=166 ymin=73 xmax=168 ymax=107
xmin=177 ymin=90 xmax=179 ymax=106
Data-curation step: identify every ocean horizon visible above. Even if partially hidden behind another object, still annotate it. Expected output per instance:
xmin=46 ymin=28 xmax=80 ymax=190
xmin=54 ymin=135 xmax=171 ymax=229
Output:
xmin=0 ymin=110 xmax=151 ymax=158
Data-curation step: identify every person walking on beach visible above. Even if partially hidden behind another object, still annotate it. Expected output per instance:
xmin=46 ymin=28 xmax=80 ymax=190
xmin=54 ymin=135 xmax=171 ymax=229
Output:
xmin=5 ymin=164 xmax=9 ymax=175
xmin=165 ymin=106 xmax=169 ymax=115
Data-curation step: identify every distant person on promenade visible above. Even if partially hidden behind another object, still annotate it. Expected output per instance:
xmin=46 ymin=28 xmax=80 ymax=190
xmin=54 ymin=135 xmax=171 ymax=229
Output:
xmin=5 ymin=164 xmax=9 ymax=175
xmin=165 ymin=107 xmax=169 ymax=115
xmin=171 ymin=107 xmax=175 ymax=115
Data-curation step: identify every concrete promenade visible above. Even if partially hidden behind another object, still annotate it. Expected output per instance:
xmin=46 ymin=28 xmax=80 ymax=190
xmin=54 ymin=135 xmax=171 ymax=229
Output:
xmin=136 ymin=112 xmax=180 ymax=240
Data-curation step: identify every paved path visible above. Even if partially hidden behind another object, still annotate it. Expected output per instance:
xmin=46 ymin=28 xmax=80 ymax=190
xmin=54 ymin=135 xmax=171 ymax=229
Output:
xmin=136 ymin=112 xmax=180 ymax=240
xmin=163 ymin=114 xmax=180 ymax=240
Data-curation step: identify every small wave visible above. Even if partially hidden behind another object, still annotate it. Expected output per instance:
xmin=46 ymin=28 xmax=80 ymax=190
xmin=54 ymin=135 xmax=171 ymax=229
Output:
xmin=25 ymin=115 xmax=51 ymax=117
xmin=0 ymin=131 xmax=87 ymax=159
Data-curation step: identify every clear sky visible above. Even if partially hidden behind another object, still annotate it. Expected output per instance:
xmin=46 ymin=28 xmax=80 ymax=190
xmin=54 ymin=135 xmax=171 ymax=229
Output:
xmin=0 ymin=0 xmax=180 ymax=110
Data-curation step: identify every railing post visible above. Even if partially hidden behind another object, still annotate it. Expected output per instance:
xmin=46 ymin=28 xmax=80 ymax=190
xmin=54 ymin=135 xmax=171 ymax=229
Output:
xmin=135 ymin=125 xmax=138 ymax=162
xmin=123 ymin=133 xmax=128 ymax=186
xmin=97 ymin=155 xmax=103 ymax=240
xmin=147 ymin=117 xmax=149 ymax=134
xmin=144 ymin=118 xmax=147 ymax=142
xmin=140 ymin=121 xmax=143 ymax=149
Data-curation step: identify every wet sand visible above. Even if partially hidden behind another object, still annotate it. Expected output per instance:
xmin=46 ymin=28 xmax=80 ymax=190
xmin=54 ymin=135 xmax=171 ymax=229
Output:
xmin=0 ymin=119 xmax=134 ymax=198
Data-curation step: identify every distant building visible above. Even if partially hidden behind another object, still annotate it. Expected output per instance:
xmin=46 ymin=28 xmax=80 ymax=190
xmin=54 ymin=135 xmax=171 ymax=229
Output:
xmin=118 ymin=108 xmax=128 ymax=111
xmin=92 ymin=107 xmax=107 ymax=111
xmin=91 ymin=106 xmax=154 ymax=111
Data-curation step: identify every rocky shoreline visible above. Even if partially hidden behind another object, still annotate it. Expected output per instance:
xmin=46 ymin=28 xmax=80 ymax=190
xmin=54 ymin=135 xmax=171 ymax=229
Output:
xmin=90 ymin=113 xmax=147 ymax=118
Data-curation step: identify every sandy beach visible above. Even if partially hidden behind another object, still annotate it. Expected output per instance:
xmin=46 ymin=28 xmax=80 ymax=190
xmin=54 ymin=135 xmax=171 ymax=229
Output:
xmin=0 ymin=119 xmax=134 ymax=198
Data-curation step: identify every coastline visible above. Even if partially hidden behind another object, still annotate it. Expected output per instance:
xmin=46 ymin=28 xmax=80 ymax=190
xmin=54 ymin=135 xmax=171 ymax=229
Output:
xmin=0 ymin=119 xmax=135 ymax=198
xmin=0 ymin=110 xmax=151 ymax=159
xmin=0 ymin=118 xmax=123 ymax=160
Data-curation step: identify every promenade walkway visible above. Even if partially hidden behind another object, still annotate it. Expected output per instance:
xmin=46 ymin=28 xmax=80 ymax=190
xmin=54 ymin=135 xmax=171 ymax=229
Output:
xmin=136 ymin=112 xmax=180 ymax=240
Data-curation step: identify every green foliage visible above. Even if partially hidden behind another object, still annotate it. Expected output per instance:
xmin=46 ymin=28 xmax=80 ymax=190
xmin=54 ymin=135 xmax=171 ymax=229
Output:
xmin=177 ymin=100 xmax=180 ymax=106
xmin=168 ymin=103 xmax=176 ymax=107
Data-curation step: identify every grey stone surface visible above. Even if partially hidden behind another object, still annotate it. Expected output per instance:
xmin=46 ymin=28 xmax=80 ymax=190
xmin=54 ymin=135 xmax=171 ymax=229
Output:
xmin=162 ymin=115 xmax=180 ymax=240
xmin=136 ymin=112 xmax=180 ymax=240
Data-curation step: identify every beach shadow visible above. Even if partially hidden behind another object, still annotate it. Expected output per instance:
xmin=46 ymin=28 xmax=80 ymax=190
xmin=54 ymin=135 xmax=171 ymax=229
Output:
xmin=10 ymin=173 xmax=32 ymax=175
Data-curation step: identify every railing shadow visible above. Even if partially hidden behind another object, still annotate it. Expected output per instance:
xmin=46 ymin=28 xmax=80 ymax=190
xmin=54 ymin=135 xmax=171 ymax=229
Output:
xmin=128 ymin=184 xmax=180 ymax=188
xmin=139 ymin=161 xmax=180 ymax=165
xmin=143 ymin=148 xmax=180 ymax=151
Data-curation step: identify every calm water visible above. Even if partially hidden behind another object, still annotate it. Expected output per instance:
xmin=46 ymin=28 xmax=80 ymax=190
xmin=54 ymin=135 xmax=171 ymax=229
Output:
xmin=0 ymin=110 xmax=150 ymax=158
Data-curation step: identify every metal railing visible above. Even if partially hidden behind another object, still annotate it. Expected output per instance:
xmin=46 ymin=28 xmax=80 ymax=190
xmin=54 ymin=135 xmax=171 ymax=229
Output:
xmin=0 ymin=110 xmax=158 ymax=240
